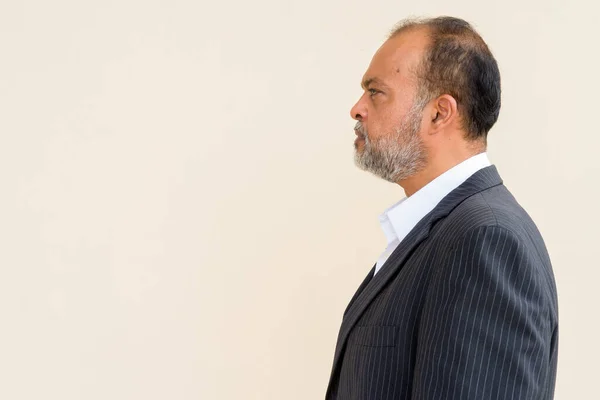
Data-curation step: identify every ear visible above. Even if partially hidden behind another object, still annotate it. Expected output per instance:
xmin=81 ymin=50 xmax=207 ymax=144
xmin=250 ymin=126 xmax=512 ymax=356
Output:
xmin=428 ymin=94 xmax=458 ymax=134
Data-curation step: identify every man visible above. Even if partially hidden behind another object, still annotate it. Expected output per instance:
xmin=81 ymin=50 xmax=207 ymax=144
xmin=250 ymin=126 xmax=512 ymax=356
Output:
xmin=326 ymin=17 xmax=558 ymax=400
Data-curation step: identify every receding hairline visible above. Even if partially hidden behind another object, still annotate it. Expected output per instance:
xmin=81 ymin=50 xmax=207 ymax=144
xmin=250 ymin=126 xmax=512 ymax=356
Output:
xmin=388 ymin=18 xmax=432 ymax=37
xmin=387 ymin=17 xmax=490 ymax=53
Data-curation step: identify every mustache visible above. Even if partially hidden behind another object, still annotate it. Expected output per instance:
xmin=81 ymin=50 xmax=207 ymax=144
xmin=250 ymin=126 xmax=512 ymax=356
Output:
xmin=354 ymin=121 xmax=367 ymax=137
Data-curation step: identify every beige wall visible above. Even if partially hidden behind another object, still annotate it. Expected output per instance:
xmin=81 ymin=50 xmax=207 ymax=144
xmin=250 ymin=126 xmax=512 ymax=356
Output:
xmin=0 ymin=0 xmax=598 ymax=399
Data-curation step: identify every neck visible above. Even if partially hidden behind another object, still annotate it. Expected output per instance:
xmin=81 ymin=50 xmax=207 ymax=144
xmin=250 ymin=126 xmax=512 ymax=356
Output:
xmin=399 ymin=147 xmax=486 ymax=197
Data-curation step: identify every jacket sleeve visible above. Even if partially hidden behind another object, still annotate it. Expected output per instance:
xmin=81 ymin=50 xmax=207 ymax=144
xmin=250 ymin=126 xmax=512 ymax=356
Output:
xmin=411 ymin=225 xmax=553 ymax=399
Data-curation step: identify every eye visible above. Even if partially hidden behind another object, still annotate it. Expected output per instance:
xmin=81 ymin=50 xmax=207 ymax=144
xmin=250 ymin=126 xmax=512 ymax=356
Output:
xmin=368 ymin=88 xmax=380 ymax=97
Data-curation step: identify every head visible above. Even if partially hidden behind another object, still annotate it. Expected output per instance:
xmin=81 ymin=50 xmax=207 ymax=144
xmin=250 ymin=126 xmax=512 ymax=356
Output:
xmin=352 ymin=17 xmax=501 ymax=188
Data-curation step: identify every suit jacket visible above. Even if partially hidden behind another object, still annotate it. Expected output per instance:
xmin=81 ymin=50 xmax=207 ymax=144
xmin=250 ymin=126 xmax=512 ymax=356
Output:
xmin=325 ymin=166 xmax=558 ymax=400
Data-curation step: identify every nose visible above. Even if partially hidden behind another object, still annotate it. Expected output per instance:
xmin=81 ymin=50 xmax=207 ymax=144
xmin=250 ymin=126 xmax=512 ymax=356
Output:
xmin=350 ymin=94 xmax=367 ymax=121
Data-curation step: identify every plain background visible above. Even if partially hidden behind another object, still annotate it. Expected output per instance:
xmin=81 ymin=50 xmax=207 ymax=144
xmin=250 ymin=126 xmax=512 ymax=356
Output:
xmin=0 ymin=0 xmax=598 ymax=399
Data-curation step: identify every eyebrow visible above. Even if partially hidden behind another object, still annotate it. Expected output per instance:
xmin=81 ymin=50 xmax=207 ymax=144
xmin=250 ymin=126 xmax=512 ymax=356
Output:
xmin=361 ymin=77 xmax=388 ymax=90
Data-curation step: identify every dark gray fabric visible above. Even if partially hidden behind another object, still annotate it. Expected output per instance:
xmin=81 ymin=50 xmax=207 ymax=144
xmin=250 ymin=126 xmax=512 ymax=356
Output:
xmin=325 ymin=166 xmax=558 ymax=400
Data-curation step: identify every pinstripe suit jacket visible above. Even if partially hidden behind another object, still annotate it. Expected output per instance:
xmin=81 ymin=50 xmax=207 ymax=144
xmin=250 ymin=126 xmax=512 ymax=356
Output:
xmin=326 ymin=166 xmax=558 ymax=400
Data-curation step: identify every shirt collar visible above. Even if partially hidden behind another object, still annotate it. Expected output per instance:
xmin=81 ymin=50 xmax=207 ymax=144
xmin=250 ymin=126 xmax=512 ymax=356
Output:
xmin=379 ymin=152 xmax=492 ymax=245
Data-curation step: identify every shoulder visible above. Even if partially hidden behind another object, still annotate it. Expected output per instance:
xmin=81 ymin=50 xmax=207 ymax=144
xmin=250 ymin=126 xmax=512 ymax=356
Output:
xmin=431 ymin=184 xmax=548 ymax=258
xmin=441 ymin=184 xmax=538 ymax=236
xmin=430 ymin=184 xmax=557 ymax=311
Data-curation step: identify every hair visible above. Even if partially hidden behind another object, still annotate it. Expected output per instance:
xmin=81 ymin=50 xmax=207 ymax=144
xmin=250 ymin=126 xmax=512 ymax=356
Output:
xmin=389 ymin=16 xmax=501 ymax=141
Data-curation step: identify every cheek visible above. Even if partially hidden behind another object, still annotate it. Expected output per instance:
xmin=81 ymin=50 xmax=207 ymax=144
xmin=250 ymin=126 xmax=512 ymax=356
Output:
xmin=368 ymin=110 xmax=395 ymax=139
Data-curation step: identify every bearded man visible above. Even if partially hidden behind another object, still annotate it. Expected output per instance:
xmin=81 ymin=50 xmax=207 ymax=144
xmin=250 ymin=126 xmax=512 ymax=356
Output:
xmin=325 ymin=16 xmax=558 ymax=400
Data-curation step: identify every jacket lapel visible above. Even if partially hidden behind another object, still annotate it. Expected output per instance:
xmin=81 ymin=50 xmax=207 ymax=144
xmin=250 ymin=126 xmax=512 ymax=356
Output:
xmin=327 ymin=165 xmax=504 ymax=385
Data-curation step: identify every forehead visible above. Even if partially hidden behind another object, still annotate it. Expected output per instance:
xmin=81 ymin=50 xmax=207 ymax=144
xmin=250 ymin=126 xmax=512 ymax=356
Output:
xmin=362 ymin=27 xmax=430 ymax=88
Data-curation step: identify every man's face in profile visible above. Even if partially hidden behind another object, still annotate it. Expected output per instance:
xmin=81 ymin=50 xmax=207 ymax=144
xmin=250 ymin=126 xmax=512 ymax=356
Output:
xmin=351 ymin=28 xmax=431 ymax=183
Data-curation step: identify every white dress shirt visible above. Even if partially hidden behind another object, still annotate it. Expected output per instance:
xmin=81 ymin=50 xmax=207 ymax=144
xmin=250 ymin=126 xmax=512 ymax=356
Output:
xmin=374 ymin=153 xmax=492 ymax=275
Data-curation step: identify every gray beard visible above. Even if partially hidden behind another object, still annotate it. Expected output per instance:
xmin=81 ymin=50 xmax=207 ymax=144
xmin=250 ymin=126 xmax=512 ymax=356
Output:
xmin=354 ymin=105 xmax=427 ymax=183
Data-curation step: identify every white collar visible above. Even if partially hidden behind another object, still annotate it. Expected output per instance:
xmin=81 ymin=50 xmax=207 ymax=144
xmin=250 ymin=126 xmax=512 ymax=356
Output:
xmin=379 ymin=152 xmax=492 ymax=245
